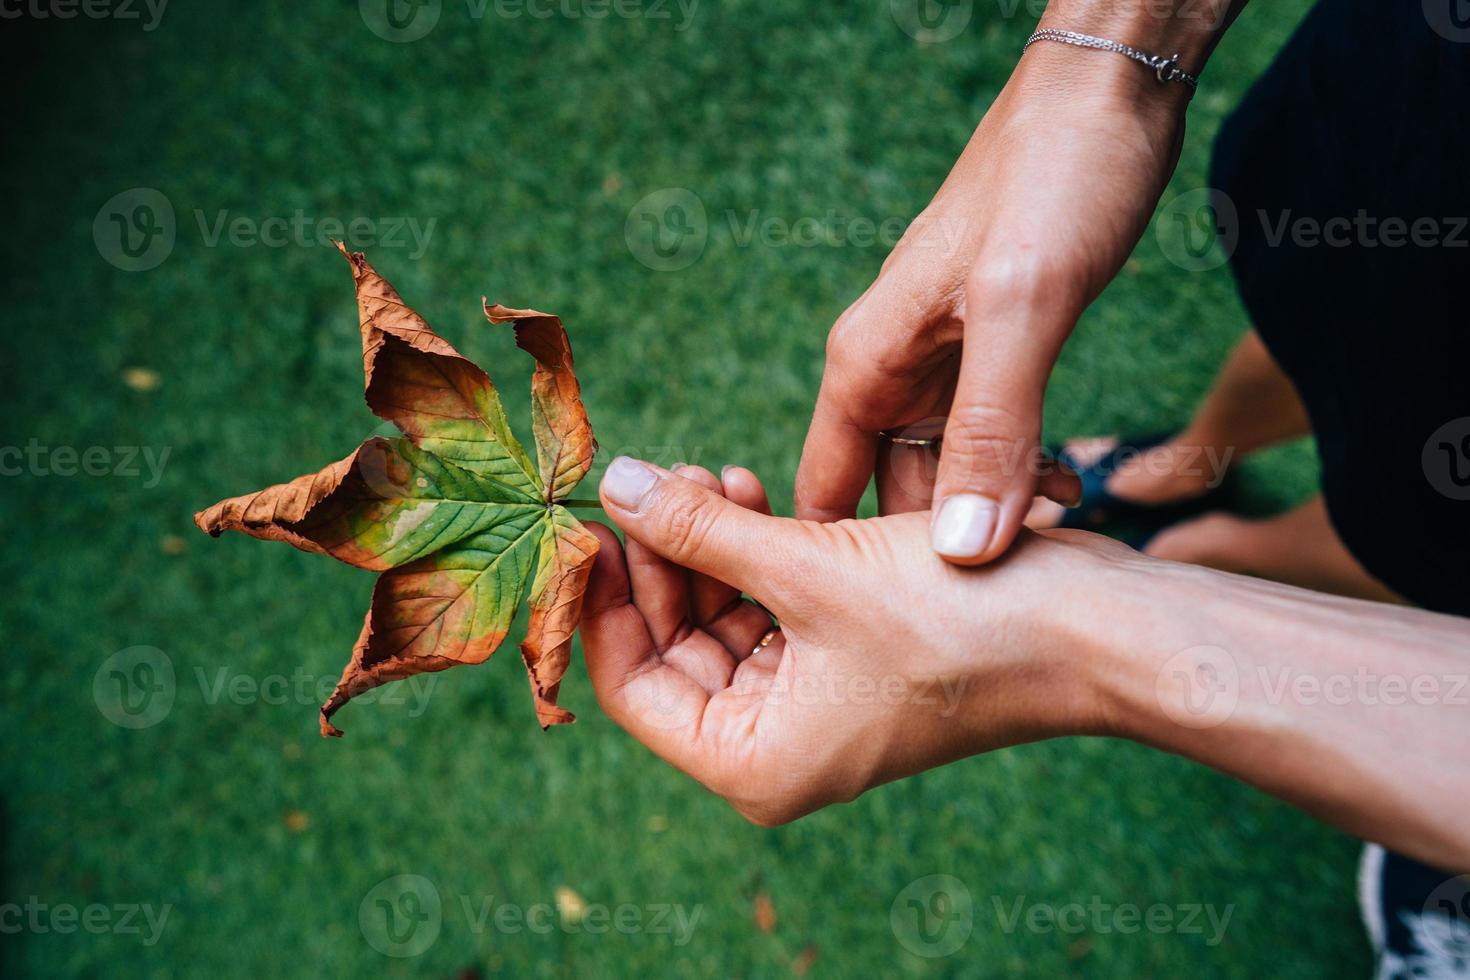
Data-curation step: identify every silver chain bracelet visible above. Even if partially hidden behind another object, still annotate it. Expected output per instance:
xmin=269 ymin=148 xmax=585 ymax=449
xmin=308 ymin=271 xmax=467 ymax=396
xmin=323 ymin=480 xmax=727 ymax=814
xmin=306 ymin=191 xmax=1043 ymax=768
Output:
xmin=1024 ymin=28 xmax=1198 ymax=89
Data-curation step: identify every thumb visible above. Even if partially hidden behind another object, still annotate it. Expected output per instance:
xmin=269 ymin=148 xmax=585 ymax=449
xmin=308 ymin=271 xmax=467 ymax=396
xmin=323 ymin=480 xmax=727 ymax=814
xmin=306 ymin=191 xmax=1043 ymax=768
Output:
xmin=598 ymin=456 xmax=805 ymax=602
xmin=931 ymin=291 xmax=1077 ymax=566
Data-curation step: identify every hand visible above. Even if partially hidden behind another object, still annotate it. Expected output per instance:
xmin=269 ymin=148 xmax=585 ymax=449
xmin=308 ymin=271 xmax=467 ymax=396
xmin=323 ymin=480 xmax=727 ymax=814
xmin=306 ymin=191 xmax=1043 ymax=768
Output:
xmin=796 ymin=4 xmax=1225 ymax=564
xmin=580 ymin=456 xmax=1107 ymax=825
xmin=581 ymin=456 xmax=1470 ymax=869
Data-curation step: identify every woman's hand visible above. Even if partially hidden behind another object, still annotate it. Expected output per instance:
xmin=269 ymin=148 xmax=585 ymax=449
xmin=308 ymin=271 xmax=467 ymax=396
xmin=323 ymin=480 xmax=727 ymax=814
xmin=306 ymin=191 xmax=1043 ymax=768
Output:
xmin=795 ymin=2 xmax=1236 ymax=564
xmin=581 ymin=457 xmax=1108 ymax=825
xmin=582 ymin=456 xmax=1470 ymax=869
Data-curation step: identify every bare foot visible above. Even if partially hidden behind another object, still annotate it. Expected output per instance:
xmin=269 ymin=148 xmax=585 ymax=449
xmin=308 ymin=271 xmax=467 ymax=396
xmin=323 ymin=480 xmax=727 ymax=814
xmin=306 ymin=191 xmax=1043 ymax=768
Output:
xmin=1026 ymin=435 xmax=1230 ymax=530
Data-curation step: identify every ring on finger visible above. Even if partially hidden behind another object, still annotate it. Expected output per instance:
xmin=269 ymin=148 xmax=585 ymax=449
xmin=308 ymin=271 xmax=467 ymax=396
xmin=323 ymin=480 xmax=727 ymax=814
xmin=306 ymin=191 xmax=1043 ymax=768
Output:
xmin=880 ymin=429 xmax=942 ymax=447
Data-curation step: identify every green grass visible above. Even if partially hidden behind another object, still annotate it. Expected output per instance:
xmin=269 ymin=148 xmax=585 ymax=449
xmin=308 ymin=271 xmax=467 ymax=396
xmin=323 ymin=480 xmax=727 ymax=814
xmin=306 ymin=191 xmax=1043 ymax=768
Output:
xmin=0 ymin=0 xmax=1358 ymax=976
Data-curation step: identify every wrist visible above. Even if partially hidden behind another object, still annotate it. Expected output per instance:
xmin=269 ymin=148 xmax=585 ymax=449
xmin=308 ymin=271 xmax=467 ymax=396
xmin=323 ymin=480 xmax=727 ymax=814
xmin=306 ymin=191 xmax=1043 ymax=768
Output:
xmin=1054 ymin=544 xmax=1276 ymax=754
xmin=1038 ymin=0 xmax=1239 ymax=69
xmin=960 ymin=532 xmax=1128 ymax=745
xmin=1003 ymin=532 xmax=1238 ymax=744
xmin=1018 ymin=0 xmax=1242 ymax=114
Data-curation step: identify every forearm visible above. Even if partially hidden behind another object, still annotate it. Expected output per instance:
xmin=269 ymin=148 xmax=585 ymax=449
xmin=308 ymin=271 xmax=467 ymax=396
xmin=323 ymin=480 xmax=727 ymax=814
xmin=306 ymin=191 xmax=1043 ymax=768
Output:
xmin=1062 ymin=548 xmax=1470 ymax=871
xmin=922 ymin=1 xmax=1248 ymax=379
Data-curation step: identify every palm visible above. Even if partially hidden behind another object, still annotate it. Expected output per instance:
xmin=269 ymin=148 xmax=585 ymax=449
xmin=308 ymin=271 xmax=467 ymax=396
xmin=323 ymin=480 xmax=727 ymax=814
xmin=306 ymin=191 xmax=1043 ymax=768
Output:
xmin=577 ymin=464 xmax=802 ymax=804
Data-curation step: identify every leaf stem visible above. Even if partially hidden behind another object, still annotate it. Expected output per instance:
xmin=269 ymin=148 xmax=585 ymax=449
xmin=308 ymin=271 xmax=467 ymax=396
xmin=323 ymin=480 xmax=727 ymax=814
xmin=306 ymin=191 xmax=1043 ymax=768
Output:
xmin=558 ymin=497 xmax=604 ymax=510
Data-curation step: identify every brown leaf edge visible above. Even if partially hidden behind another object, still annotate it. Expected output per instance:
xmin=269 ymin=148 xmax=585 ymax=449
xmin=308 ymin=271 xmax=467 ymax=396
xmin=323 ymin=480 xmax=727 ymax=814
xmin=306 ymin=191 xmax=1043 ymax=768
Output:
xmin=340 ymin=240 xmax=473 ymax=403
xmin=193 ymin=448 xmax=357 ymax=556
xmin=193 ymin=438 xmax=426 ymax=571
xmin=319 ymin=610 xmax=464 ymax=738
xmin=483 ymin=302 xmax=598 ymax=501
xmin=520 ymin=514 xmax=600 ymax=728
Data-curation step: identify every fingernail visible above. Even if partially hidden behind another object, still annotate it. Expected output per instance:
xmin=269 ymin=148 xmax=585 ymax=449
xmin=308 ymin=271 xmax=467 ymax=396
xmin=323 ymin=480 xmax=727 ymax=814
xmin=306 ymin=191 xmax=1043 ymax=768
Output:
xmin=671 ymin=461 xmax=688 ymax=471
xmin=720 ymin=465 xmax=737 ymax=479
xmin=931 ymin=493 xmax=998 ymax=558
xmin=603 ymin=456 xmax=659 ymax=511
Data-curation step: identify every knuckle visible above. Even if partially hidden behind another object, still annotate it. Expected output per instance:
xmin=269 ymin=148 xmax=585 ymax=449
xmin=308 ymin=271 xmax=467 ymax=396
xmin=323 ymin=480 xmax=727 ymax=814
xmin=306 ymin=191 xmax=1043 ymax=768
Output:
xmin=653 ymin=489 xmax=716 ymax=563
xmin=825 ymin=309 xmax=866 ymax=365
xmin=967 ymin=252 xmax=1050 ymax=298
xmin=946 ymin=401 xmax=1031 ymax=443
xmin=967 ymin=253 xmax=1083 ymax=314
xmin=941 ymin=405 xmax=1036 ymax=485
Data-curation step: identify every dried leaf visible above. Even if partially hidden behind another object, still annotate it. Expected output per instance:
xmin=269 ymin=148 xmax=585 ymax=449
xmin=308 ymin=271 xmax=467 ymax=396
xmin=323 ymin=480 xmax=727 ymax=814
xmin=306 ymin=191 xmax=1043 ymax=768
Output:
xmin=483 ymin=303 xmax=597 ymax=502
xmin=347 ymin=244 xmax=542 ymax=499
xmin=519 ymin=510 xmax=599 ymax=727
xmin=197 ymin=438 xmax=540 ymax=571
xmin=196 ymin=247 xmax=598 ymax=735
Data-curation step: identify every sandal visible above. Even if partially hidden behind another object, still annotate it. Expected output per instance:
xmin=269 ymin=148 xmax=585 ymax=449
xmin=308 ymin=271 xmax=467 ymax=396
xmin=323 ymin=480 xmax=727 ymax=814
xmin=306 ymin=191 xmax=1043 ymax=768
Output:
xmin=1054 ymin=433 xmax=1235 ymax=547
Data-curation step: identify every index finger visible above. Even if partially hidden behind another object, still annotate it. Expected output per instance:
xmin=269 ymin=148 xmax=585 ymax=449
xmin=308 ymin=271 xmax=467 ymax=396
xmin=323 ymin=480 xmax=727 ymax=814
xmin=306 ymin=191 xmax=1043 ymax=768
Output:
xmin=794 ymin=393 xmax=878 ymax=522
xmin=580 ymin=522 xmax=714 ymax=757
xmin=876 ymin=439 xmax=940 ymax=515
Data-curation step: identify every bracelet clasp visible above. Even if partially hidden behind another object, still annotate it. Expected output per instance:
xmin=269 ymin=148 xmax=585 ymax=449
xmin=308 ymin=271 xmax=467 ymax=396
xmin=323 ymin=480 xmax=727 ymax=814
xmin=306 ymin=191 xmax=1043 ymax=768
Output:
xmin=1150 ymin=54 xmax=1183 ymax=84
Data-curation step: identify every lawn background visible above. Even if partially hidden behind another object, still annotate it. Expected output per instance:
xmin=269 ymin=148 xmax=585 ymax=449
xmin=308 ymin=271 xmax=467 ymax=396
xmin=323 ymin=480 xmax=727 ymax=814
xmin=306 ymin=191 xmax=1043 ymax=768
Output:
xmin=0 ymin=0 xmax=1355 ymax=976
